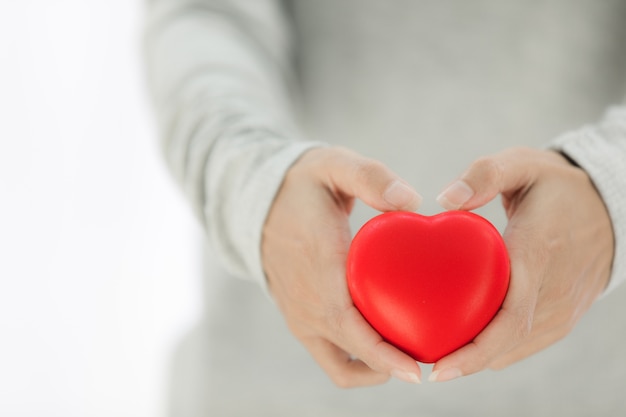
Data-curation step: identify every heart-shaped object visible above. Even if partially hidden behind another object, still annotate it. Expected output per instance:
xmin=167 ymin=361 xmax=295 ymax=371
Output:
xmin=347 ymin=211 xmax=510 ymax=363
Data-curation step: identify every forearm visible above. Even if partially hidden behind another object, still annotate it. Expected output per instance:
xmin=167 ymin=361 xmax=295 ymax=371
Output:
xmin=144 ymin=0 xmax=320 ymax=286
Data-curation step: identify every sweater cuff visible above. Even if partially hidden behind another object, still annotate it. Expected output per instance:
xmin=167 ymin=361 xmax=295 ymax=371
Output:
xmin=549 ymin=107 xmax=626 ymax=295
xmin=205 ymin=138 xmax=324 ymax=296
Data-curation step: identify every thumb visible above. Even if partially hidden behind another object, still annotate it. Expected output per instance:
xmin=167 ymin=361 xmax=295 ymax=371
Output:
xmin=325 ymin=148 xmax=422 ymax=212
xmin=436 ymin=148 xmax=536 ymax=211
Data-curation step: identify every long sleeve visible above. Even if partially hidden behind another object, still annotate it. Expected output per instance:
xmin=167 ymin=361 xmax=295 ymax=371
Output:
xmin=550 ymin=106 xmax=626 ymax=294
xmin=143 ymin=0 xmax=320 ymax=289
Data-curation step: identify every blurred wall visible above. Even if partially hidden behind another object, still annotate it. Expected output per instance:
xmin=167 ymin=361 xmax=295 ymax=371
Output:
xmin=0 ymin=2 xmax=203 ymax=416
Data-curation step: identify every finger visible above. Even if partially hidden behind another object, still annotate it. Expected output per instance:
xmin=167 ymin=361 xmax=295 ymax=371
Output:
xmin=303 ymin=337 xmax=390 ymax=388
xmin=436 ymin=147 xmax=538 ymax=211
xmin=429 ymin=252 xmax=539 ymax=382
xmin=330 ymin=305 xmax=422 ymax=384
xmin=488 ymin=326 xmax=570 ymax=370
xmin=489 ymin=280 xmax=597 ymax=370
xmin=323 ymin=147 xmax=423 ymax=212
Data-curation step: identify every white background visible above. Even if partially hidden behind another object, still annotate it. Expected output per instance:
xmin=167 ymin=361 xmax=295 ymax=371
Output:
xmin=0 ymin=1 xmax=203 ymax=416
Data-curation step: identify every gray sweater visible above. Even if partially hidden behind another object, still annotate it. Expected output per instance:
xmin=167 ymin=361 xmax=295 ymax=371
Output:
xmin=145 ymin=1 xmax=626 ymax=415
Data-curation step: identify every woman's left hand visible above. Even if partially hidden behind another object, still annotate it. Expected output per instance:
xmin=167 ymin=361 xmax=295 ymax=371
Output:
xmin=430 ymin=147 xmax=614 ymax=382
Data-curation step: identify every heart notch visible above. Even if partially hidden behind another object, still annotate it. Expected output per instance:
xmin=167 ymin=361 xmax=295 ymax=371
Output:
xmin=347 ymin=211 xmax=510 ymax=363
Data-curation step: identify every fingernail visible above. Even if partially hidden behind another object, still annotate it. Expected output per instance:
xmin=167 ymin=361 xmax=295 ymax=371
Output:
xmin=428 ymin=368 xmax=463 ymax=383
xmin=436 ymin=180 xmax=474 ymax=210
xmin=391 ymin=369 xmax=422 ymax=384
xmin=383 ymin=181 xmax=423 ymax=210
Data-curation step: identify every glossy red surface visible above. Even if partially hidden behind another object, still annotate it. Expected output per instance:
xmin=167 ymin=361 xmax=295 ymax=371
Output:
xmin=347 ymin=211 xmax=510 ymax=363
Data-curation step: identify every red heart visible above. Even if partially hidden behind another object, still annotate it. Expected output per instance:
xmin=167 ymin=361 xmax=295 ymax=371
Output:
xmin=347 ymin=211 xmax=510 ymax=363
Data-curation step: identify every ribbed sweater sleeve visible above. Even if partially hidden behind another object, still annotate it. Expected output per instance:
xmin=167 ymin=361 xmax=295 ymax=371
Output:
xmin=550 ymin=106 xmax=626 ymax=294
xmin=143 ymin=0 xmax=321 ymax=290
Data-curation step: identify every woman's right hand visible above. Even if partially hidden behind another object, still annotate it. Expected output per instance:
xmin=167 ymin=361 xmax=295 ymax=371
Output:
xmin=262 ymin=147 xmax=424 ymax=387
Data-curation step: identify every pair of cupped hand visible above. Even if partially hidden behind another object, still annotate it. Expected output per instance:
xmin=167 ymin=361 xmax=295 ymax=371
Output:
xmin=262 ymin=146 xmax=614 ymax=387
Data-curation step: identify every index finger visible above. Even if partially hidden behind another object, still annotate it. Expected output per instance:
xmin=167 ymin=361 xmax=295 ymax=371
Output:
xmin=301 ymin=336 xmax=390 ymax=388
xmin=328 ymin=304 xmax=423 ymax=384
xmin=429 ymin=243 xmax=541 ymax=382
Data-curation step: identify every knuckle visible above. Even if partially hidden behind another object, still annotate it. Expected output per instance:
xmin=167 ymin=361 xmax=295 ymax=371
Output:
xmin=512 ymin=304 xmax=534 ymax=341
xmin=366 ymin=340 xmax=390 ymax=373
xmin=331 ymin=145 xmax=352 ymax=156
xmin=508 ymin=146 xmax=534 ymax=158
xmin=323 ymin=146 xmax=352 ymax=171
xmin=352 ymin=158 xmax=386 ymax=185
xmin=466 ymin=342 xmax=492 ymax=371
xmin=469 ymin=156 xmax=504 ymax=184
xmin=488 ymin=359 xmax=508 ymax=371
xmin=326 ymin=305 xmax=350 ymax=340
xmin=515 ymin=316 xmax=533 ymax=341
xmin=495 ymin=302 xmax=534 ymax=349
xmin=476 ymin=344 xmax=497 ymax=368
